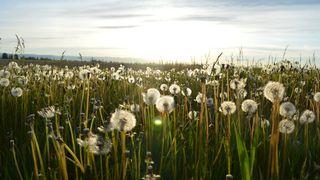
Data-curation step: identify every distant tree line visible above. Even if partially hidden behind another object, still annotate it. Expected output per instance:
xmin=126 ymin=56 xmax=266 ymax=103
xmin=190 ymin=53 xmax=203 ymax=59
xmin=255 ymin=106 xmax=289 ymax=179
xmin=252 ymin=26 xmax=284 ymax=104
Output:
xmin=1 ymin=53 xmax=54 ymax=61
xmin=1 ymin=53 xmax=20 ymax=60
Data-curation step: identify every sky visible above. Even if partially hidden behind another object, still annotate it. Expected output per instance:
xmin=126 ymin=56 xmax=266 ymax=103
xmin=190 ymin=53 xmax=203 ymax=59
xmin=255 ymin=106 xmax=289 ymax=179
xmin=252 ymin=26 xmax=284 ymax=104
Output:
xmin=0 ymin=0 xmax=320 ymax=63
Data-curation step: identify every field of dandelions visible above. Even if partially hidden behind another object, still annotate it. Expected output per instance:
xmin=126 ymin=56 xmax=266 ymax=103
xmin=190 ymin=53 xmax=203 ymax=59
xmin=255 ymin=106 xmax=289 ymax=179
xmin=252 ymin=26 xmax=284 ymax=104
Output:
xmin=0 ymin=59 xmax=320 ymax=180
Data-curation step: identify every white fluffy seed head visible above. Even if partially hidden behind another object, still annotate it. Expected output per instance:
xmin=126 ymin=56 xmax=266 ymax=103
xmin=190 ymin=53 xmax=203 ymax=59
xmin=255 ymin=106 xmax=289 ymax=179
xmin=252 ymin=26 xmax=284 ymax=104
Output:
xmin=263 ymin=81 xmax=285 ymax=103
xmin=299 ymin=110 xmax=315 ymax=124
xmin=169 ymin=84 xmax=181 ymax=95
xmin=314 ymin=92 xmax=320 ymax=102
xmin=142 ymin=88 xmax=161 ymax=105
xmin=109 ymin=109 xmax=136 ymax=132
xmin=156 ymin=95 xmax=175 ymax=113
xmin=11 ymin=87 xmax=23 ymax=97
xmin=279 ymin=119 xmax=295 ymax=134
xmin=220 ymin=101 xmax=236 ymax=115
xmin=0 ymin=78 xmax=10 ymax=87
xmin=160 ymin=84 xmax=168 ymax=91
xmin=241 ymin=99 xmax=258 ymax=114
xmin=279 ymin=102 xmax=296 ymax=118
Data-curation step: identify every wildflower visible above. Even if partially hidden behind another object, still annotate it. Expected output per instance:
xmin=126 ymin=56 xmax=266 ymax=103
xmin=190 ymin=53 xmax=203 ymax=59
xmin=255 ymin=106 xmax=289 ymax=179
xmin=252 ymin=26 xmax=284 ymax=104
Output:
xmin=17 ymin=76 xmax=28 ymax=85
xmin=235 ymin=89 xmax=247 ymax=99
xmin=8 ymin=62 xmax=19 ymax=69
xmin=181 ymin=87 xmax=192 ymax=97
xmin=230 ymin=78 xmax=246 ymax=90
xmin=195 ymin=93 xmax=206 ymax=103
xmin=160 ymin=84 xmax=168 ymax=92
xmin=263 ymin=81 xmax=285 ymax=103
xmin=241 ymin=99 xmax=258 ymax=114
xmin=11 ymin=87 xmax=23 ymax=97
xmin=79 ymin=69 xmax=91 ymax=80
xmin=279 ymin=102 xmax=296 ymax=118
xmin=109 ymin=109 xmax=136 ymax=132
xmin=38 ymin=106 xmax=57 ymax=119
xmin=142 ymin=88 xmax=161 ymax=105
xmin=128 ymin=76 xmax=135 ymax=83
xmin=0 ymin=70 xmax=10 ymax=78
xmin=220 ymin=101 xmax=236 ymax=115
xmin=111 ymin=72 xmax=120 ymax=80
xmin=155 ymin=96 xmax=175 ymax=113
xmin=0 ymin=78 xmax=10 ymax=87
xmin=299 ymin=110 xmax=315 ymax=124
xmin=314 ymin=92 xmax=320 ymax=102
xmin=188 ymin=111 xmax=198 ymax=120
xmin=130 ymin=104 xmax=140 ymax=113
xmin=77 ymin=132 xmax=111 ymax=155
xmin=279 ymin=119 xmax=295 ymax=134
xmin=169 ymin=84 xmax=181 ymax=95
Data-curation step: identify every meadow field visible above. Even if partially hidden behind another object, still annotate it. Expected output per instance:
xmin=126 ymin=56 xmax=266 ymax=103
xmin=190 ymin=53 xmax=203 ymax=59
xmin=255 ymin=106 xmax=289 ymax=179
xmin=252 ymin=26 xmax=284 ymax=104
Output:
xmin=0 ymin=58 xmax=319 ymax=180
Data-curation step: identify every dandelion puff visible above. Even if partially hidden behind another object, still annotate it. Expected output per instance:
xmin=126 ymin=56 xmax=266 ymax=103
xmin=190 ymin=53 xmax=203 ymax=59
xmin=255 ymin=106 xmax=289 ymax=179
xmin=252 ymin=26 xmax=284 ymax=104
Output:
xmin=38 ymin=106 xmax=56 ymax=119
xmin=79 ymin=69 xmax=91 ymax=80
xmin=299 ymin=110 xmax=315 ymax=124
xmin=0 ymin=78 xmax=10 ymax=87
xmin=11 ymin=87 xmax=23 ymax=97
xmin=279 ymin=102 xmax=296 ymax=118
xmin=230 ymin=78 xmax=246 ymax=90
xmin=130 ymin=104 xmax=140 ymax=113
xmin=0 ymin=70 xmax=10 ymax=78
xmin=169 ymin=84 xmax=181 ymax=95
xmin=142 ymin=88 xmax=161 ymax=105
xmin=77 ymin=132 xmax=111 ymax=155
xmin=241 ymin=99 xmax=258 ymax=114
xmin=195 ymin=93 xmax=206 ymax=103
xmin=155 ymin=96 xmax=175 ymax=113
xmin=263 ymin=81 xmax=285 ymax=103
xmin=160 ymin=84 xmax=168 ymax=92
xmin=220 ymin=101 xmax=236 ymax=115
xmin=128 ymin=76 xmax=135 ymax=83
xmin=109 ymin=109 xmax=136 ymax=132
xmin=314 ymin=92 xmax=320 ymax=102
xmin=279 ymin=119 xmax=295 ymax=134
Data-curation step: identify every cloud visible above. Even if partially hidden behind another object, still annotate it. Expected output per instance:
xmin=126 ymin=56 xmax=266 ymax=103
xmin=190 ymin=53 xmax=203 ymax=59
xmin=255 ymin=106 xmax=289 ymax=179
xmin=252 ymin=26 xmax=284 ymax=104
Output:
xmin=96 ymin=14 xmax=152 ymax=19
xmin=98 ymin=25 xmax=140 ymax=29
xmin=176 ymin=15 xmax=237 ymax=23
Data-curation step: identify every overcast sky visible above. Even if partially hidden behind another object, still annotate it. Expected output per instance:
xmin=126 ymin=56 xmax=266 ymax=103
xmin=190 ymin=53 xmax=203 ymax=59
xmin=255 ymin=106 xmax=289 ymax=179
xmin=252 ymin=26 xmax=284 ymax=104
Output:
xmin=0 ymin=0 xmax=320 ymax=62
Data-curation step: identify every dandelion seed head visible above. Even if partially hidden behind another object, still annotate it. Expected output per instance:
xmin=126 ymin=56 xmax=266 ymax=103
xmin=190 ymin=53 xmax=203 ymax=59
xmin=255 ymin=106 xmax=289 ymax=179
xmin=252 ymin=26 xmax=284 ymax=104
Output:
xmin=0 ymin=70 xmax=10 ymax=78
xmin=130 ymin=104 xmax=140 ymax=113
xmin=263 ymin=81 xmax=285 ymax=103
xmin=169 ymin=84 xmax=181 ymax=95
xmin=220 ymin=101 xmax=236 ymax=115
xmin=109 ymin=109 xmax=136 ymax=132
xmin=314 ymin=92 xmax=320 ymax=102
xmin=155 ymin=95 xmax=175 ymax=113
xmin=79 ymin=69 xmax=91 ymax=80
xmin=241 ymin=99 xmax=258 ymax=114
xmin=38 ymin=106 xmax=56 ymax=119
xmin=11 ymin=87 xmax=23 ymax=97
xmin=160 ymin=84 xmax=168 ymax=91
xmin=299 ymin=110 xmax=315 ymax=124
xmin=279 ymin=102 xmax=296 ymax=118
xmin=279 ymin=119 xmax=295 ymax=134
xmin=0 ymin=78 xmax=10 ymax=87
xmin=195 ymin=93 xmax=206 ymax=103
xmin=142 ymin=88 xmax=160 ymax=105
